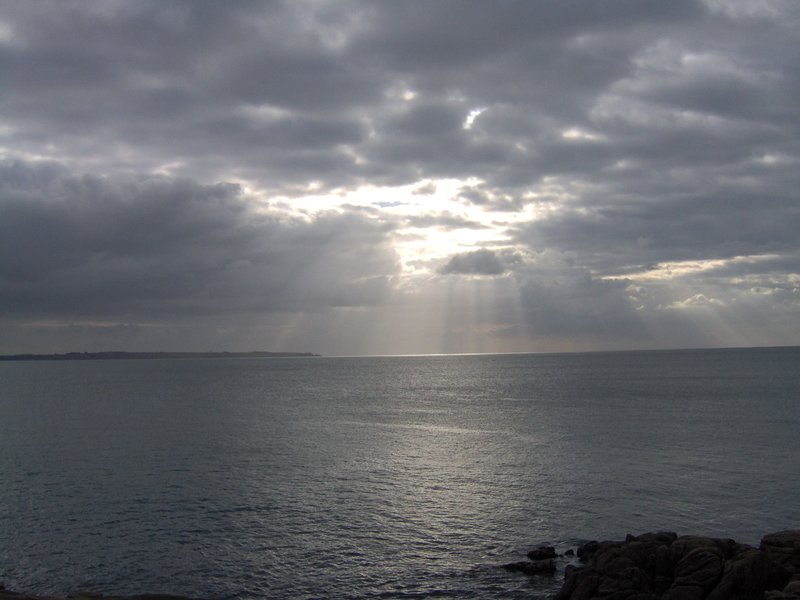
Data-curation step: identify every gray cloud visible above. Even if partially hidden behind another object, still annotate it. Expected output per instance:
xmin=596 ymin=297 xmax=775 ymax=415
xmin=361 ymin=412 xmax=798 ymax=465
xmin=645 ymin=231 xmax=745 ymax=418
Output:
xmin=439 ymin=248 xmax=507 ymax=276
xmin=515 ymin=181 xmax=800 ymax=277
xmin=512 ymin=253 xmax=646 ymax=340
xmin=1 ymin=1 xmax=799 ymax=353
xmin=0 ymin=159 xmax=399 ymax=321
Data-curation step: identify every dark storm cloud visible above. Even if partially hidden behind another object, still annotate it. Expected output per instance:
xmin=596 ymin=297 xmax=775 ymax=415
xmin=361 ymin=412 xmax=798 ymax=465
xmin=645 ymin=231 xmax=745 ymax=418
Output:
xmin=4 ymin=1 xmax=797 ymax=197
xmin=516 ymin=267 xmax=645 ymax=339
xmin=0 ymin=1 xmax=382 ymax=188
xmin=0 ymin=159 xmax=399 ymax=319
xmin=448 ymin=249 xmax=647 ymax=340
xmin=0 ymin=0 xmax=714 ymax=189
xmin=515 ymin=171 xmax=800 ymax=276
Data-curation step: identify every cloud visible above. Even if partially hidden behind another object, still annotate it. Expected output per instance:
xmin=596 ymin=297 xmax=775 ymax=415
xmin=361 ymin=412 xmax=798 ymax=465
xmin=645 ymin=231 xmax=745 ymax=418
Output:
xmin=511 ymin=251 xmax=647 ymax=340
xmin=1 ymin=2 xmax=800 ymax=353
xmin=405 ymin=212 xmax=488 ymax=231
xmin=412 ymin=181 xmax=437 ymax=195
xmin=0 ymin=0 xmax=719 ymax=192
xmin=662 ymin=294 xmax=725 ymax=310
xmin=439 ymin=248 xmax=507 ymax=276
xmin=0 ymin=159 xmax=399 ymax=321
xmin=3 ymin=2 xmax=797 ymax=200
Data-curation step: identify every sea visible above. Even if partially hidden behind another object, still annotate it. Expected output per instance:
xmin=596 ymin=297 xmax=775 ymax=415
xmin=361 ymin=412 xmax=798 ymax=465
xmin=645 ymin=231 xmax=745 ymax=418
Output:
xmin=1 ymin=347 xmax=798 ymax=599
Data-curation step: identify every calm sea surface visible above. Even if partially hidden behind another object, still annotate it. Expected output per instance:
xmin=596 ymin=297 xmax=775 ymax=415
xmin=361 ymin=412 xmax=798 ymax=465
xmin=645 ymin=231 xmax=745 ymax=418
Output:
xmin=1 ymin=347 xmax=799 ymax=599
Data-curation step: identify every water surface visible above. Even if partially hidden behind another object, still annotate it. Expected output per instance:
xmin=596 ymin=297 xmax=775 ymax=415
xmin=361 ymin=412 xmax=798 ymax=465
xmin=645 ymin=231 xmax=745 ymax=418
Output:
xmin=1 ymin=347 xmax=798 ymax=598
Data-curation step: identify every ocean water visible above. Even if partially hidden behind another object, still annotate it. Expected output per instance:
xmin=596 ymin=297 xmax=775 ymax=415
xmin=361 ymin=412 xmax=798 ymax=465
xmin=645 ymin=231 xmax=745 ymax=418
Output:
xmin=0 ymin=347 xmax=798 ymax=599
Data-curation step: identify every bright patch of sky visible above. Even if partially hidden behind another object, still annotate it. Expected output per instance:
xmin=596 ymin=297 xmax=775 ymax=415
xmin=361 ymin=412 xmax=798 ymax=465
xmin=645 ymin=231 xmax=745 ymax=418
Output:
xmin=278 ymin=177 xmax=529 ymax=273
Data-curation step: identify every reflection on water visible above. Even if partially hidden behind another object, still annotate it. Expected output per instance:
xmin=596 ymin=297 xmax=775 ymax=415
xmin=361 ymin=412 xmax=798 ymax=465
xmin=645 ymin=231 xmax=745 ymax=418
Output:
xmin=0 ymin=348 xmax=799 ymax=599
xmin=336 ymin=420 xmax=499 ymax=435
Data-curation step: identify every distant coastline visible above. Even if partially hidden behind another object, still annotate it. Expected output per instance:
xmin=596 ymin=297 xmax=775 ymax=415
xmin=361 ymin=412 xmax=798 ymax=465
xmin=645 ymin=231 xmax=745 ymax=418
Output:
xmin=0 ymin=351 xmax=320 ymax=361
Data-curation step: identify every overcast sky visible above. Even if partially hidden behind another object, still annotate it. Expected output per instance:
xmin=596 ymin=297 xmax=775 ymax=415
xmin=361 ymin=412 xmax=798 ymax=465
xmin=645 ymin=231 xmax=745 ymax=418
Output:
xmin=1 ymin=0 xmax=799 ymax=355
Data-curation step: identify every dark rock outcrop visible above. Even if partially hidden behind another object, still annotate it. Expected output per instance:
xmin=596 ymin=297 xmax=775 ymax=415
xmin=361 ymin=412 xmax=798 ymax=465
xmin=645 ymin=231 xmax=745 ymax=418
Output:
xmin=504 ymin=558 xmax=557 ymax=575
xmin=529 ymin=546 xmax=559 ymax=561
xmin=762 ymin=531 xmax=800 ymax=576
xmin=503 ymin=544 xmax=558 ymax=576
xmin=554 ymin=531 xmax=800 ymax=600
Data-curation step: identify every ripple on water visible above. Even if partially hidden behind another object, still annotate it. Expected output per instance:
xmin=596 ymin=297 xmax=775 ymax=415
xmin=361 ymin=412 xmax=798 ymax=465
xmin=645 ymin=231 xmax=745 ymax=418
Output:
xmin=1 ymin=349 xmax=799 ymax=597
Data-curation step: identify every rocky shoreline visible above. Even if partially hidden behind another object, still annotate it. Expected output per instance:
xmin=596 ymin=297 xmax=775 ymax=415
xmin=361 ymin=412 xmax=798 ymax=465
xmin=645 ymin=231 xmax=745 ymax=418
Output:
xmin=504 ymin=529 xmax=800 ymax=599
xmin=4 ymin=530 xmax=798 ymax=600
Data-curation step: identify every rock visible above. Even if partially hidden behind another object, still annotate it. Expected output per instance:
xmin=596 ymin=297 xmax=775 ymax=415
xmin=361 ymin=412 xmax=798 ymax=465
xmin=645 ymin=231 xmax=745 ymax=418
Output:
xmin=528 ymin=545 xmax=558 ymax=561
xmin=620 ymin=541 xmax=650 ymax=568
xmin=762 ymin=531 xmax=800 ymax=575
xmin=595 ymin=547 xmax=635 ymax=574
xmin=570 ymin=571 xmax=600 ymax=600
xmin=654 ymin=544 xmax=673 ymax=580
xmin=669 ymin=536 xmax=740 ymax=566
xmin=653 ymin=575 xmax=673 ymax=594
xmin=706 ymin=548 xmax=790 ymax=600
xmin=553 ymin=531 xmax=794 ymax=600
xmin=598 ymin=566 xmax=652 ymax=596
xmin=503 ymin=558 xmax=556 ymax=575
xmin=565 ymin=564 xmax=581 ymax=577
xmin=662 ymin=585 xmax=705 ymax=600
xmin=762 ymin=531 xmax=800 ymax=552
xmin=672 ymin=548 xmax=723 ymax=592
xmin=577 ymin=541 xmax=601 ymax=561
xmin=765 ymin=592 xmax=800 ymax=600
xmin=565 ymin=549 xmax=575 ymax=557
xmin=555 ymin=567 xmax=584 ymax=600
xmin=596 ymin=573 xmax=634 ymax=596
xmin=637 ymin=532 xmax=679 ymax=545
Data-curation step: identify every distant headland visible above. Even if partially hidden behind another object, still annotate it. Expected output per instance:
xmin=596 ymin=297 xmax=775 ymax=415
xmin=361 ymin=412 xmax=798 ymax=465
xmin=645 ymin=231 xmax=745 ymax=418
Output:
xmin=0 ymin=351 xmax=320 ymax=361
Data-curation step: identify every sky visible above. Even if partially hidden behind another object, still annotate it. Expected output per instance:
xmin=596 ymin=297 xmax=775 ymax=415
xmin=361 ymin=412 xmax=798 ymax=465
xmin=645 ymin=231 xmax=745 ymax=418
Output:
xmin=1 ymin=0 xmax=799 ymax=356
